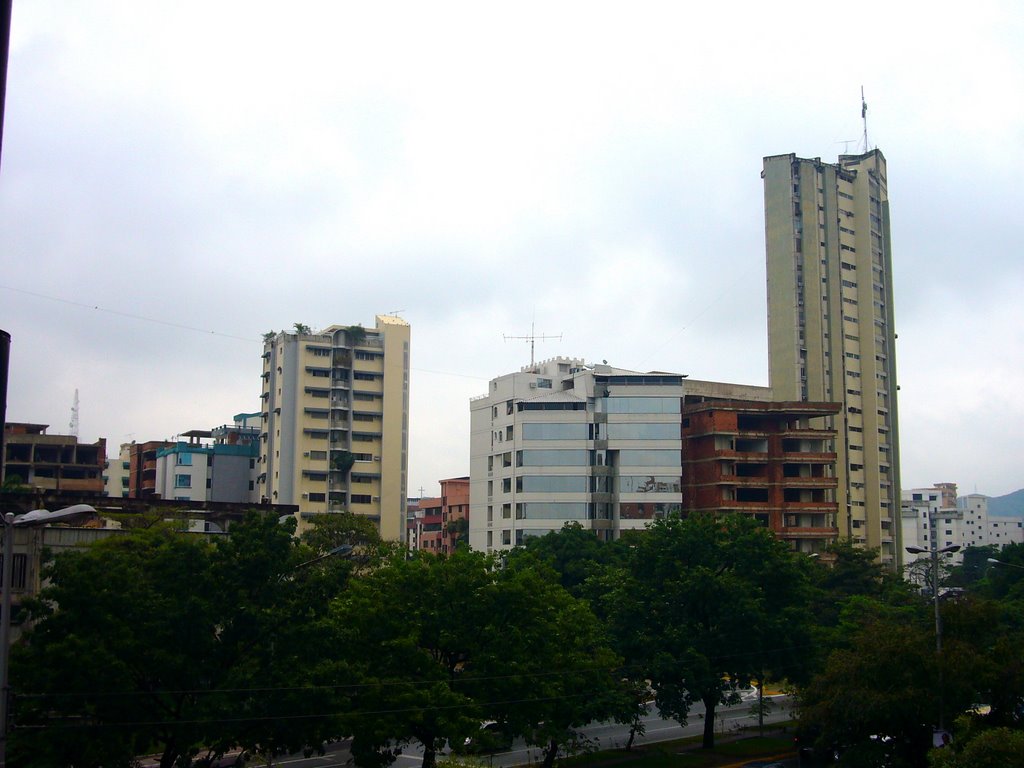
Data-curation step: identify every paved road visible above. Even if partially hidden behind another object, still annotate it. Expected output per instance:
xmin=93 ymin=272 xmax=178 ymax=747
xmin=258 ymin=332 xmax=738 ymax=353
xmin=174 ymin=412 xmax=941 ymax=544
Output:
xmin=258 ymin=696 xmax=794 ymax=768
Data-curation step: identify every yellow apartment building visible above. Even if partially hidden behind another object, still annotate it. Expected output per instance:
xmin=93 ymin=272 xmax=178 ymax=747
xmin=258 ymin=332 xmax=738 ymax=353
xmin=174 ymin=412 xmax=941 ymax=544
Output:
xmin=258 ymin=316 xmax=410 ymax=539
xmin=763 ymin=149 xmax=901 ymax=566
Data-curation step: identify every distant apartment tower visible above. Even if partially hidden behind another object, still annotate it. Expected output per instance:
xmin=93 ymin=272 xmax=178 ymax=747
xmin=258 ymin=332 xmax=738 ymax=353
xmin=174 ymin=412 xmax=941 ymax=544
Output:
xmin=259 ymin=316 xmax=411 ymax=538
xmin=468 ymin=358 xmax=839 ymax=553
xmin=764 ymin=149 xmax=901 ymax=565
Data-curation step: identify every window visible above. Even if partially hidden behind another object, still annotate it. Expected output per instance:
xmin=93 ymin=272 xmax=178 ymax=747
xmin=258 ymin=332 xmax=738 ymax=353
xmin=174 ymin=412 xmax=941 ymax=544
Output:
xmin=619 ymin=476 xmax=682 ymax=493
xmin=0 ymin=554 xmax=28 ymax=589
xmin=516 ymin=476 xmax=589 ymax=493
xmin=308 ymin=492 xmax=326 ymax=502
xmin=522 ymin=423 xmax=589 ymax=440
xmin=516 ymin=449 xmax=590 ymax=467
xmin=351 ymin=494 xmax=372 ymax=504
xmin=606 ymin=423 xmax=680 ymax=440
xmin=515 ymin=502 xmax=589 ymax=520
xmin=597 ymin=397 xmax=680 ymax=414
xmin=618 ymin=449 xmax=680 ymax=467
xmin=175 ymin=474 xmax=192 ymax=488
xmin=177 ymin=453 xmax=193 ymax=466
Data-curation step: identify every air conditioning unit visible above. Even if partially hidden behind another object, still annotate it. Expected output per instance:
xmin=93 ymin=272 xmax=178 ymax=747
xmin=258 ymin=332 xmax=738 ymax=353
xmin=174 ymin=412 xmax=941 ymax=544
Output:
xmin=303 ymin=452 xmax=309 ymax=458
xmin=528 ymin=382 xmax=537 ymax=389
xmin=373 ymin=455 xmax=381 ymax=461
xmin=301 ymin=493 xmax=308 ymax=498
xmin=373 ymin=496 xmax=380 ymax=502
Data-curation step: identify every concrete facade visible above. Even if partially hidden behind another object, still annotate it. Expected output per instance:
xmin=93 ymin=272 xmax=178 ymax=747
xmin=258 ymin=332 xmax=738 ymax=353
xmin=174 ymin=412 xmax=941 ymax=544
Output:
xmin=154 ymin=415 xmax=261 ymax=505
xmin=900 ymin=485 xmax=1024 ymax=568
xmin=2 ymin=423 xmax=106 ymax=493
xmin=469 ymin=357 xmax=840 ymax=553
xmin=259 ymin=316 xmax=411 ymax=538
xmin=408 ymin=476 xmax=469 ymax=554
xmin=128 ymin=440 xmax=174 ymax=498
xmin=681 ymin=399 xmax=840 ymax=554
xmin=764 ymin=149 xmax=901 ymax=566
xmin=103 ymin=442 xmax=132 ymax=498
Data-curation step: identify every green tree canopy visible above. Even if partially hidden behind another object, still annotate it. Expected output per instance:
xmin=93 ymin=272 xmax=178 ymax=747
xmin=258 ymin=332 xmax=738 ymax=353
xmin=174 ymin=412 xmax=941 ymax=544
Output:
xmin=10 ymin=514 xmax=352 ymax=768
xmin=602 ymin=512 xmax=816 ymax=749
xmin=11 ymin=526 xmax=224 ymax=768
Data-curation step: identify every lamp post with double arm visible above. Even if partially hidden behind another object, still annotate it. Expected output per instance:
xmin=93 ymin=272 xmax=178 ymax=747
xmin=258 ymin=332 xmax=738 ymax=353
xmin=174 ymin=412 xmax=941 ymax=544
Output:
xmin=906 ymin=525 xmax=961 ymax=733
xmin=0 ymin=504 xmax=97 ymax=767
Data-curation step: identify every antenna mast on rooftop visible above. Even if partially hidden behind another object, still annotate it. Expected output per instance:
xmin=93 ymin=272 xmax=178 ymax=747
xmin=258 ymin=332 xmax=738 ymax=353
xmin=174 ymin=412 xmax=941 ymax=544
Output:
xmin=68 ymin=388 xmax=79 ymax=437
xmin=861 ymin=86 xmax=869 ymax=152
xmin=503 ymin=322 xmax=562 ymax=369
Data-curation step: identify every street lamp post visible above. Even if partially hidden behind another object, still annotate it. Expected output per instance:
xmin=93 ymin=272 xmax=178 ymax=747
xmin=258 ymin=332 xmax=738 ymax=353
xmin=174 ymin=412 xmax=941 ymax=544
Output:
xmin=0 ymin=504 xmax=97 ymax=768
xmin=906 ymin=521 xmax=960 ymax=733
xmin=987 ymin=557 xmax=1024 ymax=571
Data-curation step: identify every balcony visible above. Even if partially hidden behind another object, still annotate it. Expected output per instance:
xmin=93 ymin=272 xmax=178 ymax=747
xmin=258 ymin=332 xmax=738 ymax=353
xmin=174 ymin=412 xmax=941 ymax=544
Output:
xmin=780 ymin=451 xmax=836 ymax=463
xmin=778 ymin=525 xmax=840 ymax=539
xmin=715 ymin=475 xmax=770 ymax=486
xmin=780 ymin=475 xmax=838 ymax=489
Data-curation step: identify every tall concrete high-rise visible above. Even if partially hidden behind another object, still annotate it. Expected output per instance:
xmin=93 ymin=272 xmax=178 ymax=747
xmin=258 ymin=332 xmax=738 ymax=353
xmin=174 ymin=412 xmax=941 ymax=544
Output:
xmin=763 ymin=149 xmax=901 ymax=566
xmin=259 ymin=316 xmax=411 ymax=539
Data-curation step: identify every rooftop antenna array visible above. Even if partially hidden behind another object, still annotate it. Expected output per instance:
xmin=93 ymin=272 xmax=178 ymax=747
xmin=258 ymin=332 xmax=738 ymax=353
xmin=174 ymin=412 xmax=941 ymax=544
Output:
xmin=503 ymin=321 xmax=562 ymax=369
xmin=68 ymin=388 xmax=79 ymax=437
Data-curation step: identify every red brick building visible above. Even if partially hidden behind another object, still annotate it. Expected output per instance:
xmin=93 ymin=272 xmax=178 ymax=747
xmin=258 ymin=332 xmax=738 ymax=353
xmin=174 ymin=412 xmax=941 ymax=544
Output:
xmin=681 ymin=399 xmax=840 ymax=553
xmin=127 ymin=440 xmax=173 ymax=498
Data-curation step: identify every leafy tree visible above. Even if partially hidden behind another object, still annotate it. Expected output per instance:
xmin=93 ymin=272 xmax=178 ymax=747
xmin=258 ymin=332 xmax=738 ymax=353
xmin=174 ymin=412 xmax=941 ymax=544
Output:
xmin=799 ymin=598 xmax=983 ymax=768
xmin=516 ymin=522 xmax=627 ymax=598
xmin=945 ymin=545 xmax=998 ymax=589
xmin=346 ymin=324 xmax=367 ymax=345
xmin=445 ymin=516 xmax=469 ymax=548
xmin=301 ymin=510 xmax=382 ymax=557
xmin=11 ymin=526 xmax=224 ymax=768
xmin=978 ymin=541 xmax=1024 ymax=603
xmin=329 ymin=550 xmax=492 ymax=768
xmin=10 ymin=514 xmax=352 ymax=768
xmin=603 ymin=512 xmax=816 ymax=749
xmin=208 ymin=513 xmax=352 ymax=762
xmin=474 ymin=558 xmax=632 ymax=768
xmin=293 ymin=323 xmax=312 ymax=335
xmin=929 ymin=726 xmax=1024 ymax=768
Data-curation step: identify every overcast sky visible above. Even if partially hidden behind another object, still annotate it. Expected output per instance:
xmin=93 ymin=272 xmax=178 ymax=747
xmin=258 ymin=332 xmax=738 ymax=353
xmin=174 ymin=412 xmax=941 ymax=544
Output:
xmin=2 ymin=1 xmax=1022 ymax=499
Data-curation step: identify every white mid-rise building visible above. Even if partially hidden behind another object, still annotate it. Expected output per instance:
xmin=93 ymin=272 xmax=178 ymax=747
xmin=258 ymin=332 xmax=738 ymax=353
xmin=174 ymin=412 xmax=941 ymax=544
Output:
xmin=957 ymin=493 xmax=1024 ymax=549
xmin=901 ymin=484 xmax=1024 ymax=569
xmin=103 ymin=442 xmax=132 ymax=498
xmin=470 ymin=357 xmax=687 ymax=551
